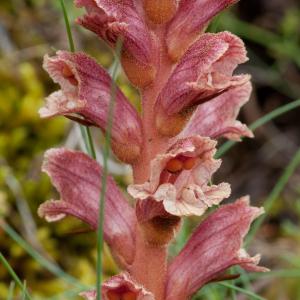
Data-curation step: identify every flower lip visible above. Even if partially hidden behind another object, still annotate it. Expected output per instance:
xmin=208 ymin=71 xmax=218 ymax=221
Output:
xmin=128 ymin=136 xmax=231 ymax=217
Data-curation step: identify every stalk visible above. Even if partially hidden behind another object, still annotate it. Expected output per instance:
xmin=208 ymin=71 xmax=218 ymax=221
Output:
xmin=96 ymin=39 xmax=123 ymax=300
xmin=131 ymin=28 xmax=175 ymax=300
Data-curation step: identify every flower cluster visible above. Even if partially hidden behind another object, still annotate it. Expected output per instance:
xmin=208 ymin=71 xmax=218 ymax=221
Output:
xmin=39 ymin=1 xmax=268 ymax=299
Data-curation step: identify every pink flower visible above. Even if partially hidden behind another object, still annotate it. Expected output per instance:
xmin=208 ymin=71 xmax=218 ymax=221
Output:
xmin=41 ymin=51 xmax=143 ymax=163
xmin=39 ymin=1 xmax=268 ymax=299
xmin=166 ymin=0 xmax=238 ymax=61
xmin=75 ymin=0 xmax=157 ymax=87
xmin=39 ymin=147 xmax=267 ymax=299
xmin=38 ymin=148 xmax=136 ymax=267
xmin=155 ymin=32 xmax=250 ymax=137
xmin=165 ymin=197 xmax=269 ymax=300
xmin=128 ymin=136 xmax=231 ymax=217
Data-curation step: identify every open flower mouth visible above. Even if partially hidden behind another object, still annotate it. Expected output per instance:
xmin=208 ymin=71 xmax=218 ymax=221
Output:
xmin=106 ymin=289 xmax=137 ymax=300
xmin=61 ymin=63 xmax=79 ymax=86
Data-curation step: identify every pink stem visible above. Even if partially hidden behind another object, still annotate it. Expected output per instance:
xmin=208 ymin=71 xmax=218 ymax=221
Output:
xmin=130 ymin=226 xmax=168 ymax=300
xmin=133 ymin=27 xmax=174 ymax=183
xmin=131 ymin=27 xmax=175 ymax=299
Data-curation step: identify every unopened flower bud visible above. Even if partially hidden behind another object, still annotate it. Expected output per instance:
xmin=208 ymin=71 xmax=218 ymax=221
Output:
xmin=143 ymin=0 xmax=178 ymax=24
xmin=121 ymin=51 xmax=156 ymax=88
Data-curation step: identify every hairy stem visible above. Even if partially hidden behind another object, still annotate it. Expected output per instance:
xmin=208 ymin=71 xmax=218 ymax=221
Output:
xmin=133 ymin=27 xmax=174 ymax=183
xmin=130 ymin=226 xmax=168 ymax=300
xmin=131 ymin=27 xmax=175 ymax=299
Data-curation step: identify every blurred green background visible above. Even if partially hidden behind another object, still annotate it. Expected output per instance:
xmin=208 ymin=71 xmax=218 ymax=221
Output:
xmin=0 ymin=0 xmax=300 ymax=299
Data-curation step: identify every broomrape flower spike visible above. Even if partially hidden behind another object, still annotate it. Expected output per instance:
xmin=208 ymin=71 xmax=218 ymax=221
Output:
xmin=39 ymin=1 xmax=269 ymax=299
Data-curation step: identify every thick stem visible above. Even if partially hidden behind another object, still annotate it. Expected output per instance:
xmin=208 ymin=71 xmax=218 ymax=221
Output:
xmin=130 ymin=27 xmax=175 ymax=299
xmin=133 ymin=27 xmax=174 ymax=183
xmin=130 ymin=225 xmax=168 ymax=300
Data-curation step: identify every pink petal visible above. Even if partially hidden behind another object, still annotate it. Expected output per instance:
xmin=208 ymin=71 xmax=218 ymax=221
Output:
xmin=166 ymin=0 xmax=238 ymax=60
xmin=128 ymin=136 xmax=230 ymax=217
xmin=181 ymin=81 xmax=254 ymax=141
xmin=76 ymin=0 xmax=152 ymax=64
xmin=41 ymin=51 xmax=143 ymax=163
xmin=155 ymin=32 xmax=250 ymax=137
xmin=38 ymin=148 xmax=136 ymax=267
xmin=165 ymin=197 xmax=269 ymax=299
xmin=80 ymin=273 xmax=155 ymax=300
xmin=157 ymin=31 xmax=249 ymax=116
xmin=162 ymin=182 xmax=231 ymax=216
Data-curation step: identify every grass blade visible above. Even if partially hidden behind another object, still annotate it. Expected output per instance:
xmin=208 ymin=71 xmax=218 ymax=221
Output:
xmin=96 ymin=39 xmax=123 ymax=300
xmin=219 ymin=282 xmax=266 ymax=300
xmin=79 ymin=125 xmax=97 ymax=159
xmin=216 ymin=99 xmax=300 ymax=158
xmin=59 ymin=0 xmax=75 ymax=52
xmin=7 ymin=281 xmax=15 ymax=300
xmin=21 ymin=281 xmax=27 ymax=300
xmin=0 ymin=253 xmax=33 ymax=300
xmin=0 ymin=222 xmax=87 ymax=288
xmin=245 ymin=147 xmax=300 ymax=245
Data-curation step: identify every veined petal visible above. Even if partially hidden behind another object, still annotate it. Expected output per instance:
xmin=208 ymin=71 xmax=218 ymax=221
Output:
xmin=165 ymin=197 xmax=269 ymax=300
xmin=166 ymin=0 xmax=238 ymax=61
xmin=155 ymin=32 xmax=249 ymax=137
xmin=181 ymin=82 xmax=253 ymax=141
xmin=38 ymin=148 xmax=136 ymax=267
xmin=128 ymin=136 xmax=230 ymax=217
xmin=75 ymin=0 xmax=156 ymax=87
xmin=41 ymin=51 xmax=143 ymax=163
xmin=80 ymin=273 xmax=155 ymax=300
